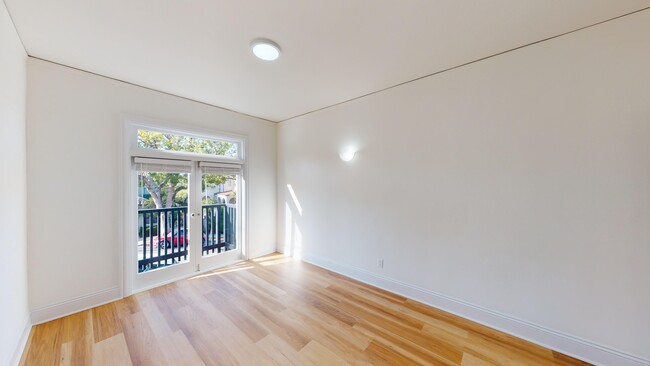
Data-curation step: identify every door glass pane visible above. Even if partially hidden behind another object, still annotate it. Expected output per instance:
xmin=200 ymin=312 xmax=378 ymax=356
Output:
xmin=137 ymin=170 xmax=190 ymax=273
xmin=201 ymin=174 xmax=238 ymax=257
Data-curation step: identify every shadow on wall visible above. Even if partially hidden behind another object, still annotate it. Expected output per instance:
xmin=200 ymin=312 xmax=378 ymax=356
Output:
xmin=283 ymin=184 xmax=303 ymax=259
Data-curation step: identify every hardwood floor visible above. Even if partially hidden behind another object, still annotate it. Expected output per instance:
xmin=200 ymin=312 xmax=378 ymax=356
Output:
xmin=20 ymin=253 xmax=591 ymax=365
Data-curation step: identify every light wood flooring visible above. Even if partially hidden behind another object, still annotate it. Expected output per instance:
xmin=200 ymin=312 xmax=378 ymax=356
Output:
xmin=20 ymin=253 xmax=590 ymax=365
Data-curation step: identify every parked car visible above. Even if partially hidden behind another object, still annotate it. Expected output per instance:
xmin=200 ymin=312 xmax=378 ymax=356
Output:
xmin=165 ymin=229 xmax=189 ymax=248
xmin=154 ymin=229 xmax=208 ymax=249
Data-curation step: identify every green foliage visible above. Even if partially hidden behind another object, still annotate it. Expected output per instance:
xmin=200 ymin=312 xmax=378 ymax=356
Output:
xmin=137 ymin=130 xmax=237 ymax=157
xmin=174 ymin=189 xmax=188 ymax=206
xmin=137 ymin=131 xmax=236 ymax=209
xmin=142 ymin=197 xmax=156 ymax=209
xmin=202 ymin=174 xmax=228 ymax=190
xmin=202 ymin=196 xmax=217 ymax=205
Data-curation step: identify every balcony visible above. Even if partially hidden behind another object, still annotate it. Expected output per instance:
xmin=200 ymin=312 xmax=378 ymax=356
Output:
xmin=137 ymin=204 xmax=236 ymax=273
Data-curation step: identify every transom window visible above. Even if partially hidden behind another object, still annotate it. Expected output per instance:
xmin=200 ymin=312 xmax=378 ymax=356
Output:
xmin=137 ymin=129 xmax=239 ymax=158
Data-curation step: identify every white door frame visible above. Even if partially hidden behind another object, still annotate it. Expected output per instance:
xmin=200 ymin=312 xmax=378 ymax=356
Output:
xmin=121 ymin=115 xmax=249 ymax=296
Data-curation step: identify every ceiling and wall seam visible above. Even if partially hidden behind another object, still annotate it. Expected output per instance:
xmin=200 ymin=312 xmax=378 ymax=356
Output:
xmin=1 ymin=0 xmax=27 ymax=54
xmin=8 ymin=5 xmax=650 ymax=124
xmin=277 ymin=5 xmax=650 ymax=123
xmin=26 ymin=56 xmax=277 ymax=124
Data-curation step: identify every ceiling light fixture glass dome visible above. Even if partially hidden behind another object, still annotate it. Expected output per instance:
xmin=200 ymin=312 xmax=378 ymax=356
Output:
xmin=251 ymin=39 xmax=281 ymax=61
xmin=339 ymin=149 xmax=356 ymax=162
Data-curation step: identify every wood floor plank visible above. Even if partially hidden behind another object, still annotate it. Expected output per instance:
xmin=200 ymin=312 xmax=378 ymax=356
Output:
xmin=17 ymin=326 xmax=35 ymax=366
xmin=363 ymin=340 xmax=422 ymax=366
xmin=92 ymin=302 xmax=122 ymax=343
xmin=309 ymin=264 xmax=408 ymax=303
xmin=342 ymin=300 xmax=464 ymax=364
xmin=394 ymin=309 xmax=552 ymax=365
xmin=292 ymin=286 xmax=359 ymax=326
xmin=22 ymin=318 xmax=63 ymax=366
xmin=354 ymin=321 xmax=456 ymax=366
xmin=210 ymin=324 xmax=279 ymax=365
xmin=114 ymin=295 xmax=141 ymax=319
xmin=221 ymin=271 xmax=287 ymax=312
xmin=421 ymin=318 xmax=470 ymax=340
xmin=404 ymin=298 xmax=557 ymax=362
xmin=149 ymin=284 xmax=187 ymax=332
xmin=284 ymin=306 xmax=372 ymax=352
xmin=326 ymin=284 xmax=425 ymax=330
xmin=59 ymin=342 xmax=72 ymax=366
xmin=257 ymin=334 xmax=315 ymax=366
xmin=281 ymin=308 xmax=375 ymax=365
xmin=92 ymin=333 xmax=133 ymax=366
xmin=461 ymin=352 xmax=497 ymax=366
xmin=59 ymin=310 xmax=93 ymax=365
xmin=173 ymin=306 xmax=239 ymax=366
xmin=137 ymin=294 xmax=175 ymax=337
xmin=120 ymin=311 xmax=169 ymax=366
xmin=299 ymin=340 xmax=351 ymax=366
xmin=237 ymin=268 xmax=287 ymax=298
xmin=21 ymin=253 xmax=592 ymax=366
xmin=235 ymin=295 xmax=311 ymax=351
xmin=204 ymin=289 xmax=269 ymax=343
xmin=156 ymin=330 xmax=206 ymax=366
xmin=552 ymin=351 xmax=592 ymax=365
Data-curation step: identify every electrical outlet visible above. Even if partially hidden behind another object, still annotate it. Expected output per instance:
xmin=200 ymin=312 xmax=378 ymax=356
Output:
xmin=377 ymin=259 xmax=384 ymax=268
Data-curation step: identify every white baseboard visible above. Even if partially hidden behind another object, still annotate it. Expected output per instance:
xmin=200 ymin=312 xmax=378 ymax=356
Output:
xmin=28 ymin=250 xmax=278 ymax=323
xmin=249 ymin=248 xmax=280 ymax=259
xmin=30 ymin=286 xmax=122 ymax=325
xmin=303 ymin=254 xmax=649 ymax=366
xmin=10 ymin=316 xmax=32 ymax=366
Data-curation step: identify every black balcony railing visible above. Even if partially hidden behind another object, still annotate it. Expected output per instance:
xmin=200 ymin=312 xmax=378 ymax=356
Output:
xmin=138 ymin=207 xmax=188 ymax=273
xmin=202 ymin=204 xmax=236 ymax=256
xmin=137 ymin=204 xmax=236 ymax=273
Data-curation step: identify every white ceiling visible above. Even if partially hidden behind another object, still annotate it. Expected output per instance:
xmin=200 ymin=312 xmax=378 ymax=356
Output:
xmin=5 ymin=1 xmax=649 ymax=122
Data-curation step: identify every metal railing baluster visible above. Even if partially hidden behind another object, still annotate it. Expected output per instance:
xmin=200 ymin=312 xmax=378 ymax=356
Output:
xmin=137 ymin=205 xmax=234 ymax=272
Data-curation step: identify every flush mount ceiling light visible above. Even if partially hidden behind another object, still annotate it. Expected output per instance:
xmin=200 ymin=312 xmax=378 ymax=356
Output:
xmin=339 ymin=149 xmax=356 ymax=162
xmin=251 ymin=39 xmax=281 ymax=61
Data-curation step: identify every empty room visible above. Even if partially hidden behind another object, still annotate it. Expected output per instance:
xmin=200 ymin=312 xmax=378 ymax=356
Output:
xmin=1 ymin=1 xmax=649 ymax=365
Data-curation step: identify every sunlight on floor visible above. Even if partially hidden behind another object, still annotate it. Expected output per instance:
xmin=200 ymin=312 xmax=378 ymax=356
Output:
xmin=259 ymin=257 xmax=295 ymax=266
xmin=252 ymin=253 xmax=287 ymax=262
xmin=188 ymin=265 xmax=255 ymax=279
xmin=252 ymin=253 xmax=295 ymax=266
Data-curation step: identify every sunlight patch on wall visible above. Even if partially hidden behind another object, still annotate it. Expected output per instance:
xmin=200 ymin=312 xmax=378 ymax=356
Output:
xmin=287 ymin=184 xmax=303 ymax=216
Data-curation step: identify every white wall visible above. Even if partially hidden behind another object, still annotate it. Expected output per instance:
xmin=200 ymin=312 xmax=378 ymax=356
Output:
xmin=27 ymin=58 xmax=277 ymax=319
xmin=278 ymin=10 xmax=650 ymax=364
xmin=0 ymin=3 xmax=29 ymax=366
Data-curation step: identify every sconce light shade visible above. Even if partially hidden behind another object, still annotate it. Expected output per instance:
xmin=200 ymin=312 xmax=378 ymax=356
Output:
xmin=339 ymin=149 xmax=356 ymax=162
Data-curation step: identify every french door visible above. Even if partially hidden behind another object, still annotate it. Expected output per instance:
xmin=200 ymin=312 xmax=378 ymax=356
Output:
xmin=132 ymin=157 xmax=243 ymax=292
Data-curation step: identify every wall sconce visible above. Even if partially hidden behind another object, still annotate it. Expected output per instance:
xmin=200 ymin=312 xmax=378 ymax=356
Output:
xmin=339 ymin=149 xmax=356 ymax=162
